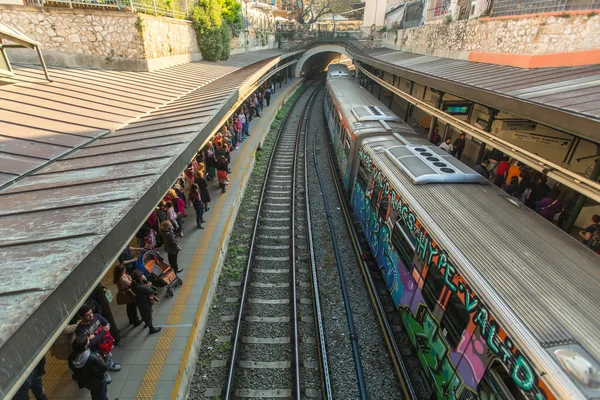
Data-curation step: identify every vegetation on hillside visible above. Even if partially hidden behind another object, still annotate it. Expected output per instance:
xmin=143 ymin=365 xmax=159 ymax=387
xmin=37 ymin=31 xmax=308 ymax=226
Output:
xmin=189 ymin=0 xmax=242 ymax=61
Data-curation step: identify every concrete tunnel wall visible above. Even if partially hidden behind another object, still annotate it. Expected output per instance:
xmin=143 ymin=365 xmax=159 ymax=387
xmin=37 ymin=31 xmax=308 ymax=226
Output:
xmin=295 ymin=44 xmax=352 ymax=77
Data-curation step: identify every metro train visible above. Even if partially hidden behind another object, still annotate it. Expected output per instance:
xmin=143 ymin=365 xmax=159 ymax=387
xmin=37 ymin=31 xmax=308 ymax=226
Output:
xmin=324 ymin=65 xmax=600 ymax=400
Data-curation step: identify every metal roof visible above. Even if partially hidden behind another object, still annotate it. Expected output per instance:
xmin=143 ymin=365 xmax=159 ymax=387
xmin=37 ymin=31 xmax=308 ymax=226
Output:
xmin=0 ymin=48 xmax=298 ymax=398
xmin=351 ymin=48 xmax=600 ymax=144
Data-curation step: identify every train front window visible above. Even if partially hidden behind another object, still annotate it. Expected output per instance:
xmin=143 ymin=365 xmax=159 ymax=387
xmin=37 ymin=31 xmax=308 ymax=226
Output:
xmin=478 ymin=362 xmax=527 ymax=400
xmin=441 ymin=292 xmax=469 ymax=350
xmin=391 ymin=219 xmax=414 ymax=270
xmin=422 ymin=263 xmax=445 ymax=310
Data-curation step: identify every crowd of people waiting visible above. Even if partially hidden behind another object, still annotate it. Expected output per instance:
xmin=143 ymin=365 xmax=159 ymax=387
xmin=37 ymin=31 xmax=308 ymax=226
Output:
xmin=431 ymin=130 xmax=600 ymax=254
xmin=14 ymin=81 xmax=277 ymax=400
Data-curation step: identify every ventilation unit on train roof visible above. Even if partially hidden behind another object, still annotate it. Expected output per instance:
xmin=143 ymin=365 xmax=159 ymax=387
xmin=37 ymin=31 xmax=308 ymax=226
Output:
xmin=352 ymin=105 xmax=400 ymax=122
xmin=385 ymin=145 xmax=488 ymax=184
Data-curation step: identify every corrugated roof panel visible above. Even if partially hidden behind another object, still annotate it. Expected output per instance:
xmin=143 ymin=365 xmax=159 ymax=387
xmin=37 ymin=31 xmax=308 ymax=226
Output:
xmin=361 ymin=48 xmax=600 ymax=142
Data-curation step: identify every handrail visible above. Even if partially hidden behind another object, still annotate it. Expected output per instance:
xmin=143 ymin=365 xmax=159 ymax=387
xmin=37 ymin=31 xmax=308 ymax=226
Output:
xmin=355 ymin=63 xmax=600 ymax=203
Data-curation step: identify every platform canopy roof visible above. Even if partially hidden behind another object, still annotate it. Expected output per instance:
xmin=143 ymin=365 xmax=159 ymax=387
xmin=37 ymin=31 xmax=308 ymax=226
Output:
xmin=350 ymin=47 xmax=600 ymax=144
xmin=0 ymin=48 xmax=299 ymax=398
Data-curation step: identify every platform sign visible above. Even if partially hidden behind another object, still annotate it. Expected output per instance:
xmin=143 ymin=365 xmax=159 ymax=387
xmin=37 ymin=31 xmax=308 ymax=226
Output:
xmin=513 ymin=132 xmax=571 ymax=148
xmin=502 ymin=120 xmax=537 ymax=131
xmin=442 ymin=101 xmax=471 ymax=116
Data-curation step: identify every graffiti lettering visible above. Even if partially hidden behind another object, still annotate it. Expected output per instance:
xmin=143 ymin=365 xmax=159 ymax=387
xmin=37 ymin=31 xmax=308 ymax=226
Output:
xmin=356 ymin=149 xmax=551 ymax=400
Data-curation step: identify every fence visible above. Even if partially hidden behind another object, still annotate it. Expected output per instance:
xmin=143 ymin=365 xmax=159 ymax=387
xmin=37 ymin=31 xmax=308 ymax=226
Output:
xmin=25 ymin=0 xmax=187 ymax=19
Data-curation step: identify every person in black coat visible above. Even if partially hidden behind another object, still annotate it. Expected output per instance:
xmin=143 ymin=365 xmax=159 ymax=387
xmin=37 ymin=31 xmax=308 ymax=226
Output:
xmin=131 ymin=270 xmax=161 ymax=334
xmin=452 ymin=133 xmax=466 ymax=160
xmin=195 ymin=170 xmax=211 ymax=212
xmin=69 ymin=335 xmax=109 ymax=400
xmin=89 ymin=284 xmax=120 ymax=345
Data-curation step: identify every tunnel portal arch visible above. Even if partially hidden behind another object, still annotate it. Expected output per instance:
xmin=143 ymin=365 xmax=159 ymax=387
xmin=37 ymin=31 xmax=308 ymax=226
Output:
xmin=295 ymin=44 xmax=352 ymax=77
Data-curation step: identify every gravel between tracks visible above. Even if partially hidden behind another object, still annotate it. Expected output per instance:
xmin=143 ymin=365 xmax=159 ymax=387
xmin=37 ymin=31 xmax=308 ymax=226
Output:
xmin=306 ymin=88 xmax=406 ymax=400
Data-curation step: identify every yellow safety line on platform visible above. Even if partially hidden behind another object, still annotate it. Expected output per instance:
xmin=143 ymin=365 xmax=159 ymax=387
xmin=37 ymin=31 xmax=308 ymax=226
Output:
xmin=169 ymin=81 xmax=303 ymax=400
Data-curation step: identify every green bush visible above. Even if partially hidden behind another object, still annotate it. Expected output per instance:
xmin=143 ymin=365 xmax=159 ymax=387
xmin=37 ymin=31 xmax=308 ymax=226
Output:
xmin=189 ymin=0 xmax=241 ymax=61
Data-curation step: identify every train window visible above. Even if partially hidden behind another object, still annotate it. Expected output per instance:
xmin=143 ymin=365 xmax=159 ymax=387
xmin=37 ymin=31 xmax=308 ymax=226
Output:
xmin=344 ymin=133 xmax=351 ymax=155
xmin=441 ymin=293 xmax=470 ymax=350
xmin=379 ymin=194 xmax=389 ymax=221
xmin=422 ymin=264 xmax=445 ymax=311
xmin=371 ymin=182 xmax=381 ymax=209
xmin=357 ymin=160 xmax=369 ymax=190
xmin=391 ymin=219 xmax=414 ymax=271
xmin=479 ymin=362 xmax=527 ymax=400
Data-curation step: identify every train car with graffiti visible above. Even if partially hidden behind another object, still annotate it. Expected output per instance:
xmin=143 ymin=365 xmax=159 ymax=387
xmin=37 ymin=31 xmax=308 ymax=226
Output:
xmin=324 ymin=71 xmax=600 ymax=400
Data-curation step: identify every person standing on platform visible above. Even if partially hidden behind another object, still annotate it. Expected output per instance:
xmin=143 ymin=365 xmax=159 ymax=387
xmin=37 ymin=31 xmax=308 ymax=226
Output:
xmin=131 ymin=270 xmax=161 ymax=334
xmin=505 ymin=161 xmax=522 ymax=186
xmin=474 ymin=159 xmax=490 ymax=179
xmin=89 ymin=284 xmax=121 ymax=346
xmin=13 ymin=356 xmax=48 ymax=400
xmin=238 ymin=109 xmax=247 ymax=142
xmin=160 ymin=220 xmax=183 ymax=273
xmin=264 ymin=86 xmax=272 ymax=107
xmin=430 ymin=127 xmax=441 ymax=146
xmin=190 ymin=183 xmax=205 ymax=229
xmin=75 ymin=305 xmax=120 ymax=376
xmin=439 ymin=137 xmax=453 ymax=153
xmin=195 ymin=169 xmax=211 ymax=212
xmin=536 ymin=189 xmax=562 ymax=222
xmin=493 ymin=156 xmax=510 ymax=187
xmin=69 ymin=335 xmax=109 ymax=400
xmin=118 ymin=246 xmax=144 ymax=273
xmin=114 ymin=264 xmax=142 ymax=327
xmin=580 ymin=214 xmax=600 ymax=252
xmin=486 ymin=147 xmax=503 ymax=181
xmin=216 ymin=155 xmax=229 ymax=194
xmin=452 ymin=133 xmax=466 ymax=160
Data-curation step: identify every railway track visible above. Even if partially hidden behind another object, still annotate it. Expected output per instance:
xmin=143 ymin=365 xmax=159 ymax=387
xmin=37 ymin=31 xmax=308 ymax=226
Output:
xmin=223 ymin=81 xmax=330 ymax=399
xmin=315 ymin=88 xmax=430 ymax=399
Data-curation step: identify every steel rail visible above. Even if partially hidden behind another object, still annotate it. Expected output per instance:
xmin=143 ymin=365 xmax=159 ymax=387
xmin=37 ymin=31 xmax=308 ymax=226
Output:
xmin=224 ymin=80 xmax=317 ymax=400
xmin=355 ymin=63 xmax=600 ymax=203
xmin=302 ymin=80 xmax=334 ymax=400
xmin=320 ymin=103 xmax=417 ymax=399
xmin=311 ymin=85 xmax=368 ymax=400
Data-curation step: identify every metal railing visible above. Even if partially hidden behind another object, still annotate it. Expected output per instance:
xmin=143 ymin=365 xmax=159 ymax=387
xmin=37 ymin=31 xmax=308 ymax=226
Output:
xmin=25 ymin=0 xmax=187 ymax=19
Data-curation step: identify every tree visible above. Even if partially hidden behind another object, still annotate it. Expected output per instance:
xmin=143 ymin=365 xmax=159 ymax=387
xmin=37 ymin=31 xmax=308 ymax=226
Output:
xmin=294 ymin=0 xmax=354 ymax=23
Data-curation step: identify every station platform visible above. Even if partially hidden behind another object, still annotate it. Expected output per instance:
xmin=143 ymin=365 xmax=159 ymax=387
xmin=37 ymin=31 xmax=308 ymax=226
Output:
xmin=42 ymin=77 xmax=302 ymax=400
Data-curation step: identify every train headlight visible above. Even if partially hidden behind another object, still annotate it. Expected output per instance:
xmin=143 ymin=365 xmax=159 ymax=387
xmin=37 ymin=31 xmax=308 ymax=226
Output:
xmin=554 ymin=348 xmax=600 ymax=390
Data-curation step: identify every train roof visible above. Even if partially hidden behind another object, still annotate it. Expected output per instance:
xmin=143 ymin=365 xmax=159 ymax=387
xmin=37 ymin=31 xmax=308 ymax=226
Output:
xmin=361 ymin=137 xmax=600 ymax=397
xmin=326 ymin=77 xmax=413 ymax=137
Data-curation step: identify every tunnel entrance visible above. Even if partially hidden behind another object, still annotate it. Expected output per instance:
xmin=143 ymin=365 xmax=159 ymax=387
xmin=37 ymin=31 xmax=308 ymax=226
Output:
xmin=295 ymin=45 xmax=353 ymax=78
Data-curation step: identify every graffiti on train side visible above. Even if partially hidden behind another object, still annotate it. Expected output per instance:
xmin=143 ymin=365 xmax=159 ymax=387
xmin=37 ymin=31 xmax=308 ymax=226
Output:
xmin=351 ymin=150 xmax=553 ymax=400
xmin=324 ymin=99 xmax=350 ymax=188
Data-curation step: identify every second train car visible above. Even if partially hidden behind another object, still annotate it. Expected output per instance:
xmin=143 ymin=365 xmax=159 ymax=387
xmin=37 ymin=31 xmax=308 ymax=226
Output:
xmin=324 ymin=65 xmax=600 ymax=400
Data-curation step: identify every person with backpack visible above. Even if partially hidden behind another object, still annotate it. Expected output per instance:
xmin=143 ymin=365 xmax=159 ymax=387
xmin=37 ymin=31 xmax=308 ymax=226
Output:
xmin=580 ymin=214 xmax=600 ymax=253
xmin=69 ymin=335 xmax=110 ymax=400
xmin=264 ymin=87 xmax=272 ymax=107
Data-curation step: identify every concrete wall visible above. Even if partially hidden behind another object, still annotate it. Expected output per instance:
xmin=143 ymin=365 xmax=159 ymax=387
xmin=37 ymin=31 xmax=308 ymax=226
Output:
xmin=0 ymin=5 xmax=277 ymax=71
xmin=379 ymin=13 xmax=600 ymax=60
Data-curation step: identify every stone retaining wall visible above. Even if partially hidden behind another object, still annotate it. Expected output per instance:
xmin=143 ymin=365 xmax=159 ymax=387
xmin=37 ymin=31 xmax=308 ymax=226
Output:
xmin=0 ymin=5 xmax=277 ymax=71
xmin=380 ymin=13 xmax=600 ymax=58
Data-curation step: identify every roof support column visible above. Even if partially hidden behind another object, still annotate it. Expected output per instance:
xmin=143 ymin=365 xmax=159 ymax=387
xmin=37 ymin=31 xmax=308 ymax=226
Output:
xmin=427 ymin=90 xmax=444 ymax=142
xmin=475 ymin=109 xmax=499 ymax=164
xmin=564 ymin=156 xmax=600 ymax=232
xmin=404 ymin=81 xmax=414 ymax=123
